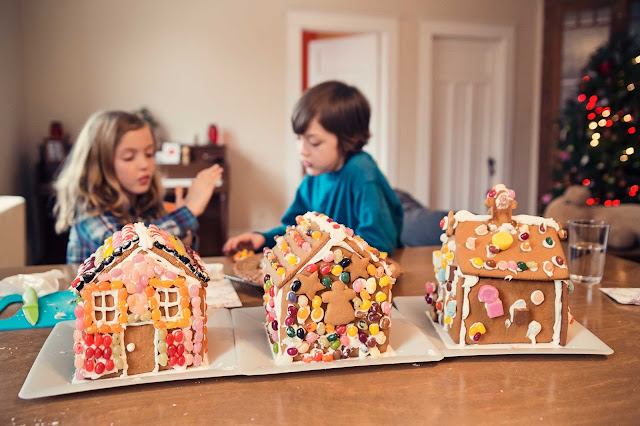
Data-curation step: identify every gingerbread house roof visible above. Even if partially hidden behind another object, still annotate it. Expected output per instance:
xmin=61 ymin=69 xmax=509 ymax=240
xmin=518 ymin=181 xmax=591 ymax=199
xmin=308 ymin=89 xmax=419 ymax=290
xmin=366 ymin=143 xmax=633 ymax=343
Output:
xmin=71 ymin=223 xmax=209 ymax=293
xmin=262 ymin=212 xmax=395 ymax=288
xmin=440 ymin=184 xmax=569 ymax=281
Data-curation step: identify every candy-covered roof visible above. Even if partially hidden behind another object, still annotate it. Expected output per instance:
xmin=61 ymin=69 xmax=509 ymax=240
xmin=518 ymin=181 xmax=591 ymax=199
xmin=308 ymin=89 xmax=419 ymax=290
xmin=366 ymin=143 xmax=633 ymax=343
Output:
xmin=71 ymin=223 xmax=209 ymax=293
xmin=440 ymin=184 xmax=569 ymax=281
xmin=263 ymin=211 xmax=395 ymax=289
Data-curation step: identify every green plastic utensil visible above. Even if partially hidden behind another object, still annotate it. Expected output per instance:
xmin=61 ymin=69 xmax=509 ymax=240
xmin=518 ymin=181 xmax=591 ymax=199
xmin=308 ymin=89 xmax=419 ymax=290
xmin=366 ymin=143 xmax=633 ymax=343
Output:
xmin=22 ymin=287 xmax=39 ymax=326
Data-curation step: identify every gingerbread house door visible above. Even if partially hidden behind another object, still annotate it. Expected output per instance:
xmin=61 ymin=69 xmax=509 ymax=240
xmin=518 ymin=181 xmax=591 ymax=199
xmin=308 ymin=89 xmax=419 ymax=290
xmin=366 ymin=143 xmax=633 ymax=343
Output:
xmin=123 ymin=324 xmax=156 ymax=375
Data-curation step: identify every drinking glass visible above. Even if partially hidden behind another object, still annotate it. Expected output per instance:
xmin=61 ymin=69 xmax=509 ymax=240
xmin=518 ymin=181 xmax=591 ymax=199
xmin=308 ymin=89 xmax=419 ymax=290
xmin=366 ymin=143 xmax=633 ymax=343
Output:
xmin=567 ymin=220 xmax=610 ymax=284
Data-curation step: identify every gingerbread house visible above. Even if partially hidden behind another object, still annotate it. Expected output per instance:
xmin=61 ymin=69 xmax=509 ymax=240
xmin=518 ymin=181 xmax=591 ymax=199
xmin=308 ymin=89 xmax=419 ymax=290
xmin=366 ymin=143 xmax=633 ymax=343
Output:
xmin=262 ymin=212 xmax=396 ymax=364
xmin=426 ymin=184 xmax=573 ymax=346
xmin=70 ymin=223 xmax=209 ymax=380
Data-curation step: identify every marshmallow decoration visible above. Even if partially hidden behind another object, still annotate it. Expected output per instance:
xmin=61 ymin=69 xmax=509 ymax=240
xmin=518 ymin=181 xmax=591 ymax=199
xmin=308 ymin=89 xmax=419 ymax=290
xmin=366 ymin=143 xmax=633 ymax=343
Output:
xmin=478 ymin=285 xmax=504 ymax=319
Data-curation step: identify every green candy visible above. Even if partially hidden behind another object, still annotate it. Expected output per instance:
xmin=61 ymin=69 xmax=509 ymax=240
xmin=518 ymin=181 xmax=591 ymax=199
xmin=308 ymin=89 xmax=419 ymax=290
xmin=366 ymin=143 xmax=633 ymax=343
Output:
xmin=321 ymin=276 xmax=332 ymax=288
xmin=273 ymin=342 xmax=279 ymax=354
xmin=22 ymin=287 xmax=39 ymax=326
xmin=340 ymin=272 xmax=350 ymax=283
xmin=286 ymin=326 xmax=295 ymax=337
xmin=517 ymin=261 xmax=528 ymax=271
xmin=327 ymin=333 xmax=338 ymax=342
xmin=330 ymin=339 xmax=341 ymax=350
xmin=545 ymin=237 xmax=553 ymax=245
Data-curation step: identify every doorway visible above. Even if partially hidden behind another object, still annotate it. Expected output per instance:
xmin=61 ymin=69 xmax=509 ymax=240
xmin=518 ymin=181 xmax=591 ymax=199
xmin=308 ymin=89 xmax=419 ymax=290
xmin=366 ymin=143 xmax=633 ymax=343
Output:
xmin=416 ymin=21 xmax=515 ymax=214
xmin=285 ymin=10 xmax=398 ymax=201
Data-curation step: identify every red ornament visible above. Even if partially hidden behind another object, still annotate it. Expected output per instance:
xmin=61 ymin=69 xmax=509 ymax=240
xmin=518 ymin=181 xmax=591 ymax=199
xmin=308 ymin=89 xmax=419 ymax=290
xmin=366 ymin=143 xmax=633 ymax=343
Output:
xmin=208 ymin=124 xmax=218 ymax=144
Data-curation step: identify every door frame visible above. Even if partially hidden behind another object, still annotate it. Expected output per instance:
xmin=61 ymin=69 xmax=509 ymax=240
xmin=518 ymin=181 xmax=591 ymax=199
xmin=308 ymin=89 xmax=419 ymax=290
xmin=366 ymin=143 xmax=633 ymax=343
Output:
xmin=285 ymin=10 xmax=399 ymax=200
xmin=415 ymin=20 xmax=517 ymax=209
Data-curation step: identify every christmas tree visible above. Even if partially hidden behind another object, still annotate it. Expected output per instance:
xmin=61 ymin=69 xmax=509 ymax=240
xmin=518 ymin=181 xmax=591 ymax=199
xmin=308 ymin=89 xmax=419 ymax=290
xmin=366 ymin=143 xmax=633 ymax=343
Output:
xmin=544 ymin=33 xmax=640 ymax=208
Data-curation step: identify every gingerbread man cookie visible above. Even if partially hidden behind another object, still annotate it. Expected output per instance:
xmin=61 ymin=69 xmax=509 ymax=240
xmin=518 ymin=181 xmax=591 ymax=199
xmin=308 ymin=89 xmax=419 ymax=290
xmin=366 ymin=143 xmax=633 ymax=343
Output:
xmin=321 ymin=281 xmax=357 ymax=325
xmin=485 ymin=184 xmax=518 ymax=226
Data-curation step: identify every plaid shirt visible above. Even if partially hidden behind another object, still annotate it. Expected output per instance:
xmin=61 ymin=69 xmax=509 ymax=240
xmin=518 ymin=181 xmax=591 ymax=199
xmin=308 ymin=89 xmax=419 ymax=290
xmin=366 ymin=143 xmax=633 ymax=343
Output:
xmin=66 ymin=206 xmax=199 ymax=264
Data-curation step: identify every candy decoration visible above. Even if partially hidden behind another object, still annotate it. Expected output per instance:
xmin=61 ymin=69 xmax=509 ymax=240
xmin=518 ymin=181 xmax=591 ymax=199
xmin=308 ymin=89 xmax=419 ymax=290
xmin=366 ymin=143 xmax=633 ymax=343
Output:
xmin=492 ymin=231 xmax=514 ymax=250
xmin=478 ymin=284 xmax=504 ymax=318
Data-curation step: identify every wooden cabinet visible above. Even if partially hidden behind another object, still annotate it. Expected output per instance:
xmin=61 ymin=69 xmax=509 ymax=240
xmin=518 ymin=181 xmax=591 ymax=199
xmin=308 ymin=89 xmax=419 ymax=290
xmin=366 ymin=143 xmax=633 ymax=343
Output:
xmin=158 ymin=145 xmax=228 ymax=257
xmin=34 ymin=145 xmax=228 ymax=264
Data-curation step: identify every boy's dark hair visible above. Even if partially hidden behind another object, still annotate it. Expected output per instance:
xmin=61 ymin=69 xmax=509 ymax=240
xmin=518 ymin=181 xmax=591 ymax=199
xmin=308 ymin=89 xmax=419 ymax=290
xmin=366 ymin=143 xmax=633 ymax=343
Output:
xmin=292 ymin=81 xmax=370 ymax=157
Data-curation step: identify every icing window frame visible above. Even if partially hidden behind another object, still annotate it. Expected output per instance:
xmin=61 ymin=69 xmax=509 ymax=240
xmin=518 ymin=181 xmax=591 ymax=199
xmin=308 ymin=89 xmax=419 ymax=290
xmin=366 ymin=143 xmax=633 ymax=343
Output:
xmin=92 ymin=290 xmax=119 ymax=324
xmin=157 ymin=288 xmax=182 ymax=320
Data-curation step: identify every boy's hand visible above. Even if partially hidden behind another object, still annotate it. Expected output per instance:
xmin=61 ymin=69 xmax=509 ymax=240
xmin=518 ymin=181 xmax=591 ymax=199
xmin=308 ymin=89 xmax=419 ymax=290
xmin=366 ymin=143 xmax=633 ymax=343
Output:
xmin=183 ymin=164 xmax=223 ymax=217
xmin=223 ymin=232 xmax=266 ymax=255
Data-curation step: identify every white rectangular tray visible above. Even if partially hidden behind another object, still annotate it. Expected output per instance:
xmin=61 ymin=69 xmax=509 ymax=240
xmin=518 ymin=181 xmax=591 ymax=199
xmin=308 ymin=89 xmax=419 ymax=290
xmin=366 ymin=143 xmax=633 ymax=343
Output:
xmin=231 ymin=306 xmax=443 ymax=376
xmin=393 ymin=296 xmax=613 ymax=357
xmin=19 ymin=308 xmax=238 ymax=399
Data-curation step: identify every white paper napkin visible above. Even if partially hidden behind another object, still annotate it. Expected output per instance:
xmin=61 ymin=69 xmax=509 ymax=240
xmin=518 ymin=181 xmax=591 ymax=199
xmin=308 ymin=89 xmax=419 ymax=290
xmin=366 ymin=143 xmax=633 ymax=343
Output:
xmin=205 ymin=263 xmax=242 ymax=308
xmin=599 ymin=288 xmax=640 ymax=305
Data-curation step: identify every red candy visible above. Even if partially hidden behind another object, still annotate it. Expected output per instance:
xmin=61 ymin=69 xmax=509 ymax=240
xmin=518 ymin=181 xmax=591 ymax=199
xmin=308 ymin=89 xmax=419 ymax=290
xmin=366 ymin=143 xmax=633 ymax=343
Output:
xmin=174 ymin=330 xmax=183 ymax=343
xmin=166 ymin=334 xmax=175 ymax=345
xmin=336 ymin=325 xmax=347 ymax=335
xmin=106 ymin=359 xmax=115 ymax=371
xmin=85 ymin=359 xmax=94 ymax=372
xmin=84 ymin=335 xmax=94 ymax=346
xmin=320 ymin=264 xmax=332 ymax=275
xmin=85 ymin=347 xmax=95 ymax=359
xmin=440 ymin=218 xmax=446 ymax=229
xmin=103 ymin=347 xmax=112 ymax=360
xmin=94 ymin=347 xmax=103 ymax=359
xmin=168 ymin=345 xmax=177 ymax=357
xmin=177 ymin=355 xmax=185 ymax=366
xmin=488 ymin=189 xmax=496 ymax=198
xmin=103 ymin=335 xmax=112 ymax=348
xmin=94 ymin=362 xmax=105 ymax=375
xmin=94 ymin=334 xmax=103 ymax=347
xmin=305 ymin=264 xmax=318 ymax=273
xmin=168 ymin=356 xmax=177 ymax=367
xmin=313 ymin=351 xmax=323 ymax=362
xmin=177 ymin=344 xmax=185 ymax=356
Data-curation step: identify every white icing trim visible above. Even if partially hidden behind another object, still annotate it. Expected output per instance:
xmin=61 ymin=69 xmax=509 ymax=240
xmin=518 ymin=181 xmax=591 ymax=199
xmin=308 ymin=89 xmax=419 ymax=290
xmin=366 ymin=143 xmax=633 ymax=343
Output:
xmin=458 ymin=271 xmax=479 ymax=346
xmin=526 ymin=321 xmax=542 ymax=344
xmin=552 ymin=280 xmax=563 ymax=345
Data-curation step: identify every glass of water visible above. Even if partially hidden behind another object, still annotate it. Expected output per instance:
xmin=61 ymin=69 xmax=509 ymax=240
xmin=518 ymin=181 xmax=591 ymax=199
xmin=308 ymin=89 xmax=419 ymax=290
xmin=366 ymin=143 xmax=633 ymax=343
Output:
xmin=567 ymin=220 xmax=610 ymax=284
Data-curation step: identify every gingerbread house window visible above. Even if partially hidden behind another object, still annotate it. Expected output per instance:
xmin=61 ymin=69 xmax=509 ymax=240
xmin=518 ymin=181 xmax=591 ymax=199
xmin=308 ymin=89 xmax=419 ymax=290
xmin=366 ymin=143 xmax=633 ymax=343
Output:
xmin=93 ymin=290 xmax=118 ymax=323
xmin=157 ymin=288 xmax=181 ymax=320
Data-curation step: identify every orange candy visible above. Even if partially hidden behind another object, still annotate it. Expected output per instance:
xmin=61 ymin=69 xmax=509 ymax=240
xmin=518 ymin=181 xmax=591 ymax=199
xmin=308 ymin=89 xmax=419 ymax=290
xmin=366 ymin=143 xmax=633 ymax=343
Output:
xmin=99 ymin=324 xmax=111 ymax=333
xmin=154 ymin=320 xmax=167 ymax=329
xmin=80 ymin=289 xmax=91 ymax=301
xmin=178 ymin=286 xmax=188 ymax=297
xmin=161 ymin=280 xmax=173 ymax=288
xmin=110 ymin=280 xmax=123 ymax=289
xmin=175 ymin=277 xmax=186 ymax=287
xmin=149 ymin=278 xmax=161 ymax=287
xmin=111 ymin=324 xmax=123 ymax=333
xmin=322 ymin=353 xmax=333 ymax=362
xmin=149 ymin=298 xmax=158 ymax=309
xmin=83 ymin=314 xmax=93 ymax=327
xmin=306 ymin=322 xmax=317 ymax=332
xmin=98 ymin=281 xmax=111 ymax=291
xmin=86 ymin=324 xmax=98 ymax=334
xmin=84 ymin=283 xmax=98 ymax=293
xmin=179 ymin=297 xmax=189 ymax=308
xmin=166 ymin=321 xmax=177 ymax=329
xmin=117 ymin=288 xmax=128 ymax=300
xmin=118 ymin=313 xmax=127 ymax=324
xmin=144 ymin=286 xmax=155 ymax=297
xmin=176 ymin=318 xmax=189 ymax=328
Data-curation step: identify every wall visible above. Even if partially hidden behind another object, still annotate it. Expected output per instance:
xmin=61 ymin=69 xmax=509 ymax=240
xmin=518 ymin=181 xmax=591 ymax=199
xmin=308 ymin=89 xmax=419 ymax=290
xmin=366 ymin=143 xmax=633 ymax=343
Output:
xmin=13 ymin=0 xmax=542 ymax=240
xmin=0 ymin=0 xmax=22 ymax=196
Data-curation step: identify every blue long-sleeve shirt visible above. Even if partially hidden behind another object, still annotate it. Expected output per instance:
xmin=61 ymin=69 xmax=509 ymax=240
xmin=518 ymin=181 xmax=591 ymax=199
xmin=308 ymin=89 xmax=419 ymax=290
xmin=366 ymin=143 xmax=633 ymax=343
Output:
xmin=260 ymin=152 xmax=403 ymax=254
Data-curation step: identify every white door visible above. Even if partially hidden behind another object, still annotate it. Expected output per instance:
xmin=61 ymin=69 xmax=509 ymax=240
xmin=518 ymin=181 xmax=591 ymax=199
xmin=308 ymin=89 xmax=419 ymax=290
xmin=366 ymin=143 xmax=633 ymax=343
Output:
xmin=417 ymin=24 xmax=514 ymax=214
xmin=308 ymin=33 xmax=385 ymax=173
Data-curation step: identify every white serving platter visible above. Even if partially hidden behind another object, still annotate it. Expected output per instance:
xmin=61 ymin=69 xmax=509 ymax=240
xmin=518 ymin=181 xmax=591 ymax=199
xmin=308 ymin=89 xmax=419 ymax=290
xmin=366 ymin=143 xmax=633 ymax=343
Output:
xmin=231 ymin=306 xmax=443 ymax=376
xmin=393 ymin=295 xmax=613 ymax=357
xmin=19 ymin=308 xmax=238 ymax=399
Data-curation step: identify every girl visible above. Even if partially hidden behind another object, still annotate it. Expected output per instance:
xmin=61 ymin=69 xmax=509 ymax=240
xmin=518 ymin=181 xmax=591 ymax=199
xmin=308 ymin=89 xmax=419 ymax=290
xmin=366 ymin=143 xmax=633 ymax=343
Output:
xmin=54 ymin=110 xmax=223 ymax=264
xmin=223 ymin=81 xmax=403 ymax=255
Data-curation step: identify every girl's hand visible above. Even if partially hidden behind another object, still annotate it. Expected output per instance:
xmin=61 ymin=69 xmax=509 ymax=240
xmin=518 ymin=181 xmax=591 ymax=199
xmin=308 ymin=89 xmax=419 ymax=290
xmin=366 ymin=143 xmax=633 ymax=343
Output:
xmin=223 ymin=232 xmax=265 ymax=255
xmin=182 ymin=164 xmax=224 ymax=217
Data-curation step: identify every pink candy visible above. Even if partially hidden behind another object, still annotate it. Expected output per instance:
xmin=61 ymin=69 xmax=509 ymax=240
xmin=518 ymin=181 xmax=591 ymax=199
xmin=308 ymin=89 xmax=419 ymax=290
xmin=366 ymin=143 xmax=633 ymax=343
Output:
xmin=194 ymin=331 xmax=204 ymax=343
xmin=75 ymin=370 xmax=85 ymax=381
xmin=189 ymin=284 xmax=199 ymax=298
xmin=305 ymin=332 xmax=318 ymax=343
xmin=323 ymin=252 xmax=335 ymax=263
xmin=193 ymin=319 xmax=204 ymax=331
xmin=485 ymin=300 xmax=504 ymax=318
xmin=110 ymin=268 xmax=122 ymax=279
xmin=507 ymin=260 xmax=518 ymax=271
xmin=340 ymin=335 xmax=350 ymax=346
xmin=353 ymin=278 xmax=365 ymax=293
xmin=165 ymin=270 xmax=177 ymax=280
xmin=381 ymin=301 xmax=392 ymax=315
xmin=425 ymin=282 xmax=435 ymax=294
xmin=97 ymin=272 xmax=110 ymax=282
xmin=193 ymin=354 xmax=202 ymax=367
xmin=75 ymin=318 xmax=85 ymax=330
xmin=133 ymin=254 xmax=145 ymax=263
xmin=74 ymin=305 xmax=84 ymax=319
xmin=478 ymin=285 xmax=499 ymax=303
xmin=193 ymin=342 xmax=202 ymax=354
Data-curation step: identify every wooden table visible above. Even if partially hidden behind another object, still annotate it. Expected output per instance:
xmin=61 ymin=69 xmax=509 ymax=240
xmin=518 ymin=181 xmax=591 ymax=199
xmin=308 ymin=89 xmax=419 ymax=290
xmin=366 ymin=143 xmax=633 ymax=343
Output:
xmin=1 ymin=247 xmax=638 ymax=424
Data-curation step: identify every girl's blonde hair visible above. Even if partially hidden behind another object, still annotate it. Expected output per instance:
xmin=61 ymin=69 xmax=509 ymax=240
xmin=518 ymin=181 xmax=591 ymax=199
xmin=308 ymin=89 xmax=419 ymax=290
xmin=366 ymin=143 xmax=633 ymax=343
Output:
xmin=53 ymin=110 xmax=165 ymax=233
